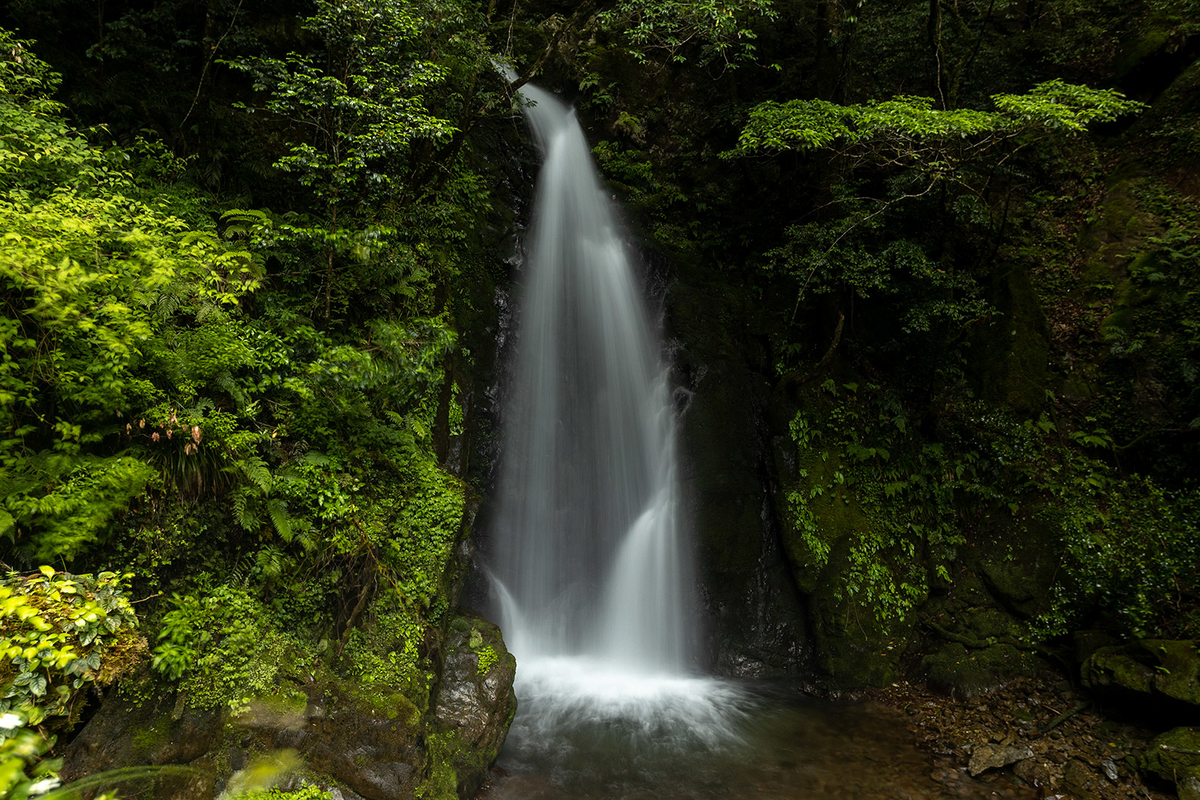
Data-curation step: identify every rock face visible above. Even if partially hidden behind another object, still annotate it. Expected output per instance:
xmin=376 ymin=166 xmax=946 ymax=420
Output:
xmin=669 ymin=276 xmax=808 ymax=677
xmin=1082 ymin=640 xmax=1200 ymax=707
xmin=433 ymin=615 xmax=518 ymax=798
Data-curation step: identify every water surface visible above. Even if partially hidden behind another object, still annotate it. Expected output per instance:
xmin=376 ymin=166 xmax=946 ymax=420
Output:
xmin=484 ymin=680 xmax=1036 ymax=800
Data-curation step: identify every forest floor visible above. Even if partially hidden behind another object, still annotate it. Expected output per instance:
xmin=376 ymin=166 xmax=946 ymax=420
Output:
xmin=870 ymin=675 xmax=1175 ymax=799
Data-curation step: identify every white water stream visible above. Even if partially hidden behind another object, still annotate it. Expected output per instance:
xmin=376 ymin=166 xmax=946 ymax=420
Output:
xmin=488 ymin=80 xmax=747 ymax=749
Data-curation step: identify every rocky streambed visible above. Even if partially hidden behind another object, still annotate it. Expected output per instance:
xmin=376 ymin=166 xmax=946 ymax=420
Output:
xmin=872 ymin=674 xmax=1188 ymax=800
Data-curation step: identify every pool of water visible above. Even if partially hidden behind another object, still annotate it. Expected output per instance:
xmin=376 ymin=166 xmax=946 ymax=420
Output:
xmin=481 ymin=672 xmax=1037 ymax=800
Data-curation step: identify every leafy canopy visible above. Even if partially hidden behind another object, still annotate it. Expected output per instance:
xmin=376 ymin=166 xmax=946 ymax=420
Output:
xmin=730 ymin=80 xmax=1145 ymax=162
xmin=599 ymin=0 xmax=778 ymax=67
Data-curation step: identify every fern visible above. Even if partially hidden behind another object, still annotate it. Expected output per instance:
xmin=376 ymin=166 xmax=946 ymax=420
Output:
xmin=238 ymin=456 xmax=273 ymax=493
xmin=265 ymin=497 xmax=292 ymax=542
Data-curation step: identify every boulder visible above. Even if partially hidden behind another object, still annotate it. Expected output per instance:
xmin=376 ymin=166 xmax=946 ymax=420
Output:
xmin=433 ymin=614 xmax=518 ymax=797
xmin=1082 ymin=640 xmax=1200 ymax=707
xmin=1141 ymin=727 xmax=1200 ymax=784
xmin=59 ymin=687 xmax=223 ymax=799
xmin=923 ymin=643 xmax=1042 ymax=699
xmin=1180 ymin=766 xmax=1200 ymax=800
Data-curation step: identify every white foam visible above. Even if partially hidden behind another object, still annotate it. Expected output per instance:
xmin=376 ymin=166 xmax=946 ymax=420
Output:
xmin=509 ymin=656 xmax=756 ymax=751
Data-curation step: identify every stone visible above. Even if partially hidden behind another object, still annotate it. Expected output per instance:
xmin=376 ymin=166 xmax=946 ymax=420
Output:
xmin=1141 ymin=727 xmax=1200 ymax=784
xmin=1082 ymin=640 xmax=1200 ymax=707
xmin=1013 ymin=758 xmax=1050 ymax=789
xmin=1063 ymin=758 xmax=1106 ymax=800
xmin=967 ymin=743 xmax=1033 ymax=776
xmin=923 ymin=643 xmax=1040 ymax=699
xmin=59 ymin=686 xmax=223 ymax=799
xmin=433 ymin=614 xmax=518 ymax=798
xmin=62 ymin=680 xmax=425 ymax=800
xmin=1179 ymin=766 xmax=1200 ymax=800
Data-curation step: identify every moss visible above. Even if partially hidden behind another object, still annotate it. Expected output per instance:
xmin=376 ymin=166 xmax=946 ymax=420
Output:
xmin=415 ymin=731 xmax=467 ymax=800
xmin=922 ymin=642 xmax=1041 ymax=699
xmin=130 ymin=712 xmax=174 ymax=755
xmin=1084 ymin=640 xmax=1200 ymax=706
xmin=1142 ymin=727 xmax=1200 ymax=783
xmin=474 ymin=646 xmax=498 ymax=677
xmin=345 ymin=684 xmax=423 ymax=727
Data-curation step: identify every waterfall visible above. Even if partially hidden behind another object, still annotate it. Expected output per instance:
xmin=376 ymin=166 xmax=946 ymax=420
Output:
xmin=490 ymin=81 xmax=694 ymax=676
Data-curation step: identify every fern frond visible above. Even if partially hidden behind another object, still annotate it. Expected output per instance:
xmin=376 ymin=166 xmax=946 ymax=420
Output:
xmin=266 ymin=497 xmax=292 ymax=542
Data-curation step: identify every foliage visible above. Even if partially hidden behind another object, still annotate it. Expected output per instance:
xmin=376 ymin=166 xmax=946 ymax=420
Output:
xmin=731 ymin=81 xmax=1144 ymax=170
xmin=598 ymin=0 xmax=778 ymax=68
xmin=474 ymin=645 xmax=498 ymax=677
xmin=0 ymin=710 xmax=64 ymax=800
xmin=0 ymin=29 xmax=264 ymax=562
xmin=224 ymin=1 xmax=456 ymax=201
xmin=1025 ymin=419 xmax=1200 ymax=639
xmin=763 ymin=204 xmax=991 ymax=337
xmin=0 ymin=568 xmax=142 ymax=728
xmin=787 ymin=381 xmax=1014 ymax=621
xmin=151 ymin=583 xmax=308 ymax=711
xmin=237 ymin=785 xmax=333 ymax=800
xmin=222 ymin=0 xmax=493 ymax=320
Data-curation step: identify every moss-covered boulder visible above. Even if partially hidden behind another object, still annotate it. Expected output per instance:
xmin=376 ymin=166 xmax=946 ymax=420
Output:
xmin=1141 ymin=727 xmax=1200 ymax=785
xmin=1180 ymin=766 xmax=1200 ymax=800
xmin=1082 ymin=639 xmax=1200 ymax=707
xmin=431 ymin=614 xmax=518 ymax=798
xmin=922 ymin=643 xmax=1043 ymax=699
xmin=60 ymin=688 xmax=224 ymax=799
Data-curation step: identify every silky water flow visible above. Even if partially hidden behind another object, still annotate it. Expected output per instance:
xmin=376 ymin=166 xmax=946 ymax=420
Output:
xmin=487 ymin=80 xmax=750 ymax=765
xmin=481 ymin=81 xmax=1042 ymax=800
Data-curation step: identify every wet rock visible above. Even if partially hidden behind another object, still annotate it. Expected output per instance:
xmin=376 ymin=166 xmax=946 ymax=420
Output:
xmin=1082 ymin=640 xmax=1200 ymax=707
xmin=60 ymin=688 xmax=223 ymax=799
xmin=1013 ymin=758 xmax=1050 ymax=789
xmin=1179 ymin=766 xmax=1200 ymax=800
xmin=1141 ymin=726 xmax=1200 ymax=783
xmin=434 ymin=614 xmax=518 ymax=797
xmin=968 ymin=743 xmax=1034 ymax=776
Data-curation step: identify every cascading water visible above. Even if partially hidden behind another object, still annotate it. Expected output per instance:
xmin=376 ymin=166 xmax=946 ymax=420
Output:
xmin=488 ymin=80 xmax=750 ymax=758
xmin=490 ymin=80 xmax=691 ymax=672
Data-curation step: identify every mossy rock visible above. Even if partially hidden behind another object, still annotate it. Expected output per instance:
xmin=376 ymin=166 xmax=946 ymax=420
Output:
xmin=808 ymin=558 xmax=912 ymax=690
xmin=62 ymin=677 xmax=429 ymax=800
xmin=432 ymin=614 xmax=518 ymax=798
xmin=1141 ymin=727 xmax=1200 ymax=784
xmin=978 ymin=559 xmax=1050 ymax=620
xmin=922 ymin=642 xmax=1042 ymax=699
xmin=776 ymin=439 xmax=864 ymax=596
xmin=1179 ymin=765 xmax=1200 ymax=800
xmin=1082 ymin=640 xmax=1200 ymax=708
